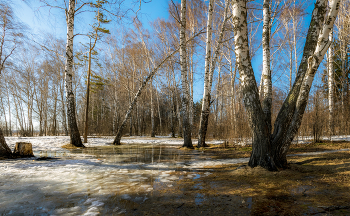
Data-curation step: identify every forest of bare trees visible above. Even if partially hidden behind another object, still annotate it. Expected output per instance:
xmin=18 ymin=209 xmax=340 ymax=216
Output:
xmin=0 ymin=0 xmax=349 ymax=164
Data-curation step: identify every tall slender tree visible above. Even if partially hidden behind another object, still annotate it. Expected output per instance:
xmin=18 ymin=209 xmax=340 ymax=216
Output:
xmin=0 ymin=1 xmax=24 ymax=157
xmin=64 ymin=0 xmax=84 ymax=147
xmin=179 ymin=0 xmax=193 ymax=148
xmin=197 ymin=0 xmax=230 ymax=147
xmin=328 ymin=30 xmax=334 ymax=137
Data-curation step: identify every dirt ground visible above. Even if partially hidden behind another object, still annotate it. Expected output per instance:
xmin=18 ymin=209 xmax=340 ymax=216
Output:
xmin=105 ymin=142 xmax=350 ymax=215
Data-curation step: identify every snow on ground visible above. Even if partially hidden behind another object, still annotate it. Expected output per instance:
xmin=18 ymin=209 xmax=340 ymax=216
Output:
xmin=4 ymin=135 xmax=225 ymax=152
xmin=289 ymin=148 xmax=350 ymax=156
xmin=0 ymin=136 xmax=234 ymax=215
xmin=1 ymin=135 xmax=350 ymax=215
xmin=231 ymin=135 xmax=350 ymax=146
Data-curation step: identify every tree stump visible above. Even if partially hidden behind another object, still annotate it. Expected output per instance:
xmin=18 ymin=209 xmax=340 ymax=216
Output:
xmin=13 ymin=142 xmax=34 ymax=157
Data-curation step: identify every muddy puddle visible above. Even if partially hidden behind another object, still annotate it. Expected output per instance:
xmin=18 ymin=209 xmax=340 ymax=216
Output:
xmin=0 ymin=144 xmax=250 ymax=215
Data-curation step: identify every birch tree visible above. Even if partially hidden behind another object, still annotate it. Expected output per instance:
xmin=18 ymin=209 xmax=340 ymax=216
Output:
xmin=327 ymin=30 xmax=334 ymax=137
xmin=260 ymin=0 xmax=272 ymax=132
xmin=179 ymin=0 xmax=193 ymax=147
xmin=64 ymin=0 xmax=84 ymax=147
xmin=112 ymin=48 xmax=180 ymax=145
xmin=198 ymin=0 xmax=230 ymax=147
xmin=0 ymin=1 xmax=24 ymax=157
xmin=232 ymin=0 xmax=340 ymax=170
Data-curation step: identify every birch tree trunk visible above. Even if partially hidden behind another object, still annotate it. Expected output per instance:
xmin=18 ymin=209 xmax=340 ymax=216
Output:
xmin=112 ymin=48 xmax=180 ymax=145
xmin=232 ymin=0 xmax=275 ymax=170
xmin=198 ymin=0 xmax=214 ymax=147
xmin=180 ymin=0 xmax=193 ymax=148
xmin=328 ymin=30 xmax=334 ymax=137
xmin=270 ymin=0 xmax=337 ymax=168
xmin=0 ymin=82 xmax=11 ymax=157
xmin=0 ymin=126 xmax=12 ymax=157
xmin=198 ymin=0 xmax=230 ymax=147
xmin=232 ymin=0 xmax=339 ymax=170
xmin=64 ymin=0 xmax=84 ymax=147
xmin=261 ymin=0 xmax=272 ymax=133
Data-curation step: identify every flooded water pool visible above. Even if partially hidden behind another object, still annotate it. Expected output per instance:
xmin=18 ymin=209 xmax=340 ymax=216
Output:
xmin=0 ymin=143 xmax=249 ymax=215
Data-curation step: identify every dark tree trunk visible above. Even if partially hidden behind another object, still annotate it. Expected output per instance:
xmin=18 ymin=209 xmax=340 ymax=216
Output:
xmin=197 ymin=94 xmax=210 ymax=148
xmin=231 ymin=0 xmax=336 ymax=170
xmin=0 ymin=127 xmax=12 ymax=158
xmin=64 ymin=0 xmax=84 ymax=148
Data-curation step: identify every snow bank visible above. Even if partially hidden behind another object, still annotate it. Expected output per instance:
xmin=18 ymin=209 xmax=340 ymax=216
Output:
xmin=4 ymin=136 xmax=225 ymax=152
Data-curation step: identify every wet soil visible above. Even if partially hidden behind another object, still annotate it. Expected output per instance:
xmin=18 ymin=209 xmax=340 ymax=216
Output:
xmin=103 ymin=142 xmax=350 ymax=215
xmin=1 ymin=141 xmax=350 ymax=215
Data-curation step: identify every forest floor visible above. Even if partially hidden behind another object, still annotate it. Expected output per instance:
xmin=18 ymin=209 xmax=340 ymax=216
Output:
xmin=1 ymin=136 xmax=350 ymax=215
xmin=133 ymin=142 xmax=350 ymax=215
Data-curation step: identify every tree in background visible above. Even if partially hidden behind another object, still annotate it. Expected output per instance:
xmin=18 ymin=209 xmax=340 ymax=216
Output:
xmin=83 ymin=2 xmax=111 ymax=143
xmin=0 ymin=1 xmax=25 ymax=157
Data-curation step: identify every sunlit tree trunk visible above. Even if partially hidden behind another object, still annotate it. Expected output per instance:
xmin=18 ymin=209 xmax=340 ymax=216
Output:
xmin=232 ymin=0 xmax=338 ymax=170
xmin=198 ymin=0 xmax=214 ymax=147
xmin=198 ymin=0 xmax=230 ymax=147
xmin=112 ymin=48 xmax=180 ymax=145
xmin=64 ymin=0 xmax=84 ymax=147
xmin=261 ymin=0 xmax=272 ymax=133
xmin=179 ymin=0 xmax=193 ymax=147
xmin=271 ymin=0 xmax=337 ymax=168
xmin=328 ymin=30 xmax=334 ymax=137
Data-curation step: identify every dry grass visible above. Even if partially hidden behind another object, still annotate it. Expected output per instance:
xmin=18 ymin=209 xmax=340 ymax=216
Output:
xmin=61 ymin=144 xmax=84 ymax=149
xmin=115 ymin=143 xmax=350 ymax=215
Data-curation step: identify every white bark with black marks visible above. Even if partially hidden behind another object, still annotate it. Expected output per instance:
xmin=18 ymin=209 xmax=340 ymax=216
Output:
xmin=232 ymin=0 xmax=276 ymax=170
xmin=198 ymin=0 xmax=230 ymax=147
xmin=64 ymin=0 xmax=84 ymax=147
xmin=261 ymin=0 xmax=272 ymax=132
xmin=112 ymin=48 xmax=180 ymax=145
xmin=232 ymin=0 xmax=339 ymax=170
xmin=282 ymin=0 xmax=340 ymax=148
xmin=198 ymin=0 xmax=215 ymax=147
xmin=180 ymin=0 xmax=193 ymax=148
xmin=328 ymin=30 xmax=334 ymax=137
xmin=270 ymin=0 xmax=330 ymax=168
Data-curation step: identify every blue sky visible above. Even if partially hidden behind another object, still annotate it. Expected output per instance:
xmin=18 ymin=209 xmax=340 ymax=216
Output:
xmin=11 ymin=0 xmax=318 ymax=102
xmin=12 ymin=0 xmax=170 ymax=42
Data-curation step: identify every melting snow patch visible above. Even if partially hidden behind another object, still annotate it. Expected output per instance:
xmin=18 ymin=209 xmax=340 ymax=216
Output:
xmin=289 ymin=149 xmax=350 ymax=156
xmin=120 ymin=194 xmax=131 ymax=200
xmin=186 ymin=158 xmax=249 ymax=168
